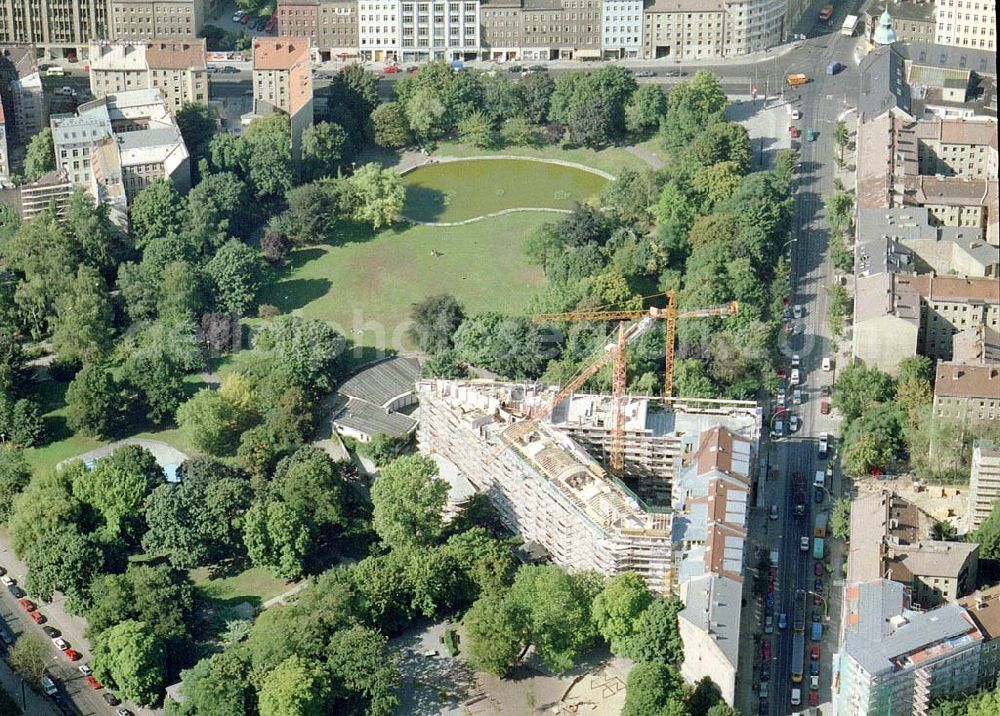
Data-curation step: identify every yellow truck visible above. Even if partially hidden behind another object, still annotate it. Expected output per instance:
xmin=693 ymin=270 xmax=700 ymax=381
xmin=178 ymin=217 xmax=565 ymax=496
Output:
xmin=786 ymin=73 xmax=810 ymax=86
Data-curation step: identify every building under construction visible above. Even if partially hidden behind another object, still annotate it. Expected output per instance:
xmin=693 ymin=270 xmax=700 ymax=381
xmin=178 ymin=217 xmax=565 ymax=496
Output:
xmin=416 ymin=379 xmax=761 ymax=595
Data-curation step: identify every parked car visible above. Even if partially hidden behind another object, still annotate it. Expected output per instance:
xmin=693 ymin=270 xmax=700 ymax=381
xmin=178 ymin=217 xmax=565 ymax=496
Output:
xmin=772 ymin=419 xmax=784 ymax=438
xmin=63 ymin=648 xmax=81 ymax=661
xmin=1 ymin=575 xmax=13 ymax=586
xmin=507 ymin=65 xmax=523 ymax=73
xmin=808 ymin=690 xmax=819 ymax=706
xmin=662 ymin=69 xmax=685 ymax=77
xmin=9 ymin=584 xmax=25 ymax=598
xmin=790 ymin=368 xmax=801 ymax=385
xmin=86 ymin=675 xmax=103 ymax=689
xmin=800 ymin=536 xmax=809 ymax=551
xmin=789 ymin=414 xmax=800 ymax=432
xmin=241 ymin=13 xmax=251 ymax=24
xmin=769 ymin=505 xmax=779 ymax=520
xmin=103 ymin=692 xmax=120 ymax=706
xmin=822 ymin=356 xmax=832 ymax=371
xmin=761 ymin=639 xmax=772 ymax=661
xmin=820 ymin=400 xmax=831 ymax=415
xmin=634 ymin=70 xmax=656 ymax=77
xmin=765 ymin=614 xmax=774 ymax=633
xmin=814 ymin=578 xmax=823 ymax=592
xmin=221 ymin=66 xmax=240 ymax=74
xmin=79 ymin=664 xmax=93 ymax=676
xmin=810 ymin=660 xmax=820 ymax=676
xmin=53 ymin=637 xmax=69 ymax=650
xmin=29 ymin=611 xmax=45 ymax=624
xmin=814 ymin=562 xmax=824 ymax=577
xmin=18 ymin=598 xmax=35 ymax=611
xmin=793 ymin=304 xmax=803 ymax=319
xmin=793 ymin=389 xmax=802 ymax=405
xmin=43 ymin=626 xmax=61 ymax=638
xmin=41 ymin=675 xmax=58 ymax=696
xmin=56 ymin=86 xmax=76 ymax=96
xmin=818 ymin=432 xmax=829 ymax=459
xmin=232 ymin=10 xmax=244 ymax=22
xmin=811 ymin=645 xmax=821 ymax=660
xmin=383 ymin=65 xmax=400 ymax=74
xmin=117 ymin=709 xmax=134 ymax=716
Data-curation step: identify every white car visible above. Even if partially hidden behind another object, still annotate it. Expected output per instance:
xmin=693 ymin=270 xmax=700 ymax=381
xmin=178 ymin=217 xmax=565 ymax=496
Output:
xmin=789 ymin=414 xmax=801 ymax=432
xmin=56 ymin=86 xmax=76 ymax=96
xmin=791 ymin=354 xmax=801 ymax=369
xmin=800 ymin=536 xmax=810 ymax=551
xmin=793 ymin=388 xmax=802 ymax=405
xmin=791 ymin=108 xmax=802 ymax=120
xmin=822 ymin=356 xmax=832 ymax=371
xmin=0 ymin=575 xmax=12 ymax=586
xmin=777 ymin=388 xmax=786 ymax=405
xmin=232 ymin=11 xmax=244 ymax=21
xmin=793 ymin=304 xmax=804 ymax=319
xmin=811 ymin=675 xmax=820 ymax=690
xmin=41 ymin=675 xmax=58 ymax=695
xmin=772 ymin=419 xmax=784 ymax=438
xmin=53 ymin=637 xmax=69 ymax=650
xmin=79 ymin=664 xmax=93 ymax=676
xmin=790 ymin=368 xmax=801 ymax=385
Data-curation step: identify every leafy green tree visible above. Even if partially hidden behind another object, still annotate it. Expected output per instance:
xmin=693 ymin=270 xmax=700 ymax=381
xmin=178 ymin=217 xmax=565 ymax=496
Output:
xmin=500 ymin=116 xmax=538 ymax=146
xmin=628 ymin=597 xmax=684 ymax=666
xmin=205 ymin=238 xmax=263 ymax=314
xmin=691 ymin=122 xmax=752 ymax=173
xmin=406 ymin=86 xmax=448 ymax=142
xmin=301 ymin=121 xmax=349 ymax=180
xmin=833 ymin=363 xmax=894 ymax=422
xmin=244 ymin=113 xmax=294 ymax=199
xmin=24 ymin=524 xmax=105 ymax=612
xmin=673 ymin=359 xmax=717 ymax=399
xmin=371 ymin=454 xmax=449 ymax=550
xmin=65 ymin=190 xmax=129 ymax=277
xmin=92 ymin=619 xmax=167 ymax=705
xmin=370 ymin=102 xmax=412 ymax=148
xmin=66 ymin=362 xmax=129 ymax=438
xmin=185 ymin=172 xmax=250 ymax=253
xmin=420 ymin=349 xmax=469 ymax=379
xmin=0 ymin=447 xmax=31 ymax=522
xmin=87 ymin=564 xmax=198 ymax=676
xmin=844 ymin=432 xmax=894 ymax=476
xmin=626 ymin=85 xmax=667 ymax=135
xmin=568 ymin=94 xmax=614 ymax=147
xmin=142 ymin=461 xmax=254 ymax=567
xmin=23 ymin=128 xmax=54 ymax=182
xmin=130 ymin=180 xmax=187 ymax=249
xmin=831 ymin=498 xmax=851 ymax=540
xmin=326 ymin=625 xmax=400 ymax=716
xmin=258 ymin=655 xmax=331 ymax=716
xmin=592 ymin=572 xmax=653 ymax=656
xmin=176 ymin=102 xmax=218 ymax=172
xmin=176 ymin=388 xmax=246 ymax=456
xmin=244 ymin=499 xmax=313 ymax=579
xmin=324 ymin=62 xmax=378 ymax=144
xmin=826 ymin=282 xmax=850 ymax=337
xmin=519 ymin=71 xmax=555 ymax=123
xmin=825 ymin=191 xmax=855 ymax=236
xmin=52 ymin=264 xmax=113 ymax=365
xmin=897 ymin=355 xmax=934 ymax=387
xmin=408 ymin=293 xmax=465 ymax=353
xmin=445 ymin=527 xmax=515 ymax=599
xmin=356 ymin=433 xmax=412 ymax=467
xmin=973 ymin=501 xmax=1000 ymax=560
xmin=344 ymin=163 xmax=406 ymax=230
xmin=252 ymin=315 xmax=345 ymax=394
xmin=660 ymin=71 xmax=728 ymax=153
xmin=72 ymin=444 xmax=165 ymax=543
xmin=464 ymin=591 xmax=524 ymax=676
xmin=8 ymin=465 xmax=85 ymax=558
xmin=833 ymin=119 xmax=850 ymax=163
xmin=284 ymin=181 xmax=339 ymax=246
xmin=272 ymin=446 xmax=351 ymax=531
xmin=119 ymin=319 xmax=202 ymax=423
xmin=0 ymin=396 xmax=43 ymax=447
xmin=458 ymin=110 xmax=496 ymax=148
xmin=167 ymin=646 xmax=255 ymax=716
xmin=622 ymin=661 xmax=687 ymax=716
xmin=453 ymin=312 xmax=550 ymax=379
xmin=7 ymin=632 xmax=49 ymax=684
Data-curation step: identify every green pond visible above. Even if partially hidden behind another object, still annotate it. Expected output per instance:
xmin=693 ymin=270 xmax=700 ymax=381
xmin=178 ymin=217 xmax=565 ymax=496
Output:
xmin=401 ymin=158 xmax=609 ymax=223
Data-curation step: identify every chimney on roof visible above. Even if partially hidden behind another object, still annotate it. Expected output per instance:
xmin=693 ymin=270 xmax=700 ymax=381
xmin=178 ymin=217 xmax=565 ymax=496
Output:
xmin=954 ymin=369 xmax=962 ymax=380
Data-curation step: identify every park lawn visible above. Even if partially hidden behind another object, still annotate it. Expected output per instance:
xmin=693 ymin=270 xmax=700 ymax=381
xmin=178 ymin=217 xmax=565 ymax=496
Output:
xmin=431 ymin=139 xmax=650 ymax=177
xmin=258 ymin=211 xmax=548 ymax=354
xmin=190 ymin=565 xmax=289 ymax=609
xmin=23 ymin=375 xmax=205 ymax=476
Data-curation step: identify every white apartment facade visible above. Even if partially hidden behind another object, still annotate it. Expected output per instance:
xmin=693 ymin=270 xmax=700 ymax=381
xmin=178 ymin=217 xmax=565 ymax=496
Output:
xmin=968 ymin=441 xmax=1000 ymax=531
xmin=87 ymin=39 xmax=207 ymax=114
xmin=399 ymin=0 xmax=480 ymax=62
xmin=358 ymin=0 xmax=401 ymax=60
xmin=601 ymin=0 xmax=642 ymax=59
xmin=934 ymin=0 xmax=996 ymax=50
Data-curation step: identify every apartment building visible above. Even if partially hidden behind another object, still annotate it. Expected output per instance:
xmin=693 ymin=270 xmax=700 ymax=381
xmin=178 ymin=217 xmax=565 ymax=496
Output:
xmin=109 ymin=0 xmax=205 ymax=40
xmin=934 ymin=0 xmax=995 ymax=50
xmin=88 ymin=39 xmax=207 ymax=113
xmin=358 ymin=0 xmax=400 ymax=60
xmin=479 ymin=0 xmax=522 ymax=60
xmin=521 ymin=0 xmax=602 ymax=61
xmin=51 ymin=89 xmax=189 ymax=225
xmin=967 ymin=441 xmax=1000 ymax=530
xmin=884 ymin=0 xmax=936 ymax=44
xmin=17 ymin=168 xmax=73 ymax=218
xmin=252 ymin=37 xmax=314 ymax=160
xmin=837 ymin=579 xmax=985 ymax=716
xmin=600 ymin=0 xmax=641 ymax=59
xmin=848 ymin=491 xmax=979 ymax=608
xmin=677 ymin=573 xmax=742 ymax=707
xmin=398 ymin=0 xmax=480 ymax=63
xmin=934 ymin=361 xmax=1000 ymax=423
xmin=642 ymin=0 xmax=727 ymax=60
xmin=0 ymin=0 xmax=111 ymax=50
xmin=724 ymin=0 xmax=785 ymax=56
xmin=914 ymin=117 xmax=999 ymax=180
xmin=959 ymin=585 xmax=1000 ymax=689
xmin=277 ymin=0 xmax=360 ymax=60
xmin=0 ymin=43 xmax=47 ymax=146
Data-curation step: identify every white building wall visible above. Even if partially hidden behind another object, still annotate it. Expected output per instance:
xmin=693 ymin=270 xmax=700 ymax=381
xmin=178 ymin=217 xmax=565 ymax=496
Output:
xmin=934 ymin=0 xmax=996 ymax=50
xmin=725 ymin=0 xmax=785 ymax=56
xmin=359 ymin=0 xmax=400 ymax=61
xmin=400 ymin=0 xmax=480 ymax=62
xmin=601 ymin=0 xmax=642 ymax=58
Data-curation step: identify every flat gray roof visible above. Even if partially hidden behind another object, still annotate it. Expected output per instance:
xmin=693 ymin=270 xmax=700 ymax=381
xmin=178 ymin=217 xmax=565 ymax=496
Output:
xmin=333 ymin=399 xmax=416 ymax=438
xmin=679 ymin=573 xmax=742 ymax=669
xmin=338 ymin=356 xmax=420 ymax=408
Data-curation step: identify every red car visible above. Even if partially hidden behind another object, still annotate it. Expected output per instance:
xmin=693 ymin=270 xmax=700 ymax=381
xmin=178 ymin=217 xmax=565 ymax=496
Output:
xmin=761 ymin=639 xmax=772 ymax=661
xmin=29 ymin=611 xmax=45 ymax=624
xmin=86 ymin=675 xmax=103 ymax=689
xmin=383 ymin=65 xmax=400 ymax=74
xmin=808 ymin=690 xmax=819 ymax=706
xmin=814 ymin=562 xmax=824 ymax=577
xmin=811 ymin=646 xmax=821 ymax=661
xmin=18 ymin=598 xmax=36 ymax=611
xmin=790 ymin=126 xmax=800 ymax=139
xmin=241 ymin=13 xmax=250 ymax=24
xmin=63 ymin=649 xmax=81 ymax=661
xmin=820 ymin=400 xmax=831 ymax=414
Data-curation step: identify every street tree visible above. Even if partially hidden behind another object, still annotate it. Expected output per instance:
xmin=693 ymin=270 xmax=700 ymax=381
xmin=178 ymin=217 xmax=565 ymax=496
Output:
xmin=92 ymin=619 xmax=167 ymax=706
xmin=8 ymin=466 xmax=84 ymax=558
xmin=833 ymin=120 xmax=850 ymax=163
xmin=371 ymin=454 xmax=449 ymax=550
xmin=7 ymin=633 xmax=49 ymax=685
xmin=592 ymin=572 xmax=653 ymax=656
xmin=24 ymin=524 xmax=105 ymax=612
xmin=0 ymin=447 xmax=31 ymax=522
xmin=831 ymin=498 xmax=851 ymax=540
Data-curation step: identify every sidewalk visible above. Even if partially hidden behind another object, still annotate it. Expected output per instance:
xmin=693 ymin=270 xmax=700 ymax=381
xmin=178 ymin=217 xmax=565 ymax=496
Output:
xmin=0 ymin=658 xmax=58 ymax=716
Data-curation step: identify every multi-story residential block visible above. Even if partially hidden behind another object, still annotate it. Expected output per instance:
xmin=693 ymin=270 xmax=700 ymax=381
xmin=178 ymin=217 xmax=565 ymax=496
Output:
xmin=959 ymin=585 xmax=1000 ymax=689
xmin=358 ymin=0 xmax=400 ymax=61
xmin=642 ymin=0 xmax=727 ymax=61
xmin=677 ymin=573 xmax=741 ymax=706
xmin=88 ymin=39 xmax=207 ymax=114
xmin=0 ymin=43 xmax=48 ymax=148
xmin=51 ymin=89 xmax=189 ymax=225
xmin=277 ymin=0 xmax=360 ymax=61
xmin=968 ymin=440 xmax=1000 ymax=531
xmin=934 ymin=361 xmax=1000 ymax=423
xmin=252 ymin=37 xmax=314 ymax=160
xmin=723 ymin=0 xmax=785 ymax=56
xmin=935 ymin=0 xmax=995 ymax=50
xmin=398 ymin=0 xmax=480 ymax=63
xmin=109 ymin=0 xmax=205 ymax=40
xmin=0 ymin=0 xmax=111 ymax=50
xmin=521 ymin=0 xmax=601 ymax=61
xmin=885 ymin=0 xmax=936 ymax=44
xmin=601 ymin=0 xmax=642 ymax=59
xmin=17 ymin=168 xmax=73 ymax=218
xmin=479 ymin=0 xmax=522 ymax=60
xmin=848 ymin=490 xmax=979 ymax=608
xmin=837 ymin=579 xmax=985 ymax=716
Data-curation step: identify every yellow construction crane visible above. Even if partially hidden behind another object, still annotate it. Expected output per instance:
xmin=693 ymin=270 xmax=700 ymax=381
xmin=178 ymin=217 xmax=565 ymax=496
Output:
xmin=531 ymin=290 xmax=738 ymax=471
